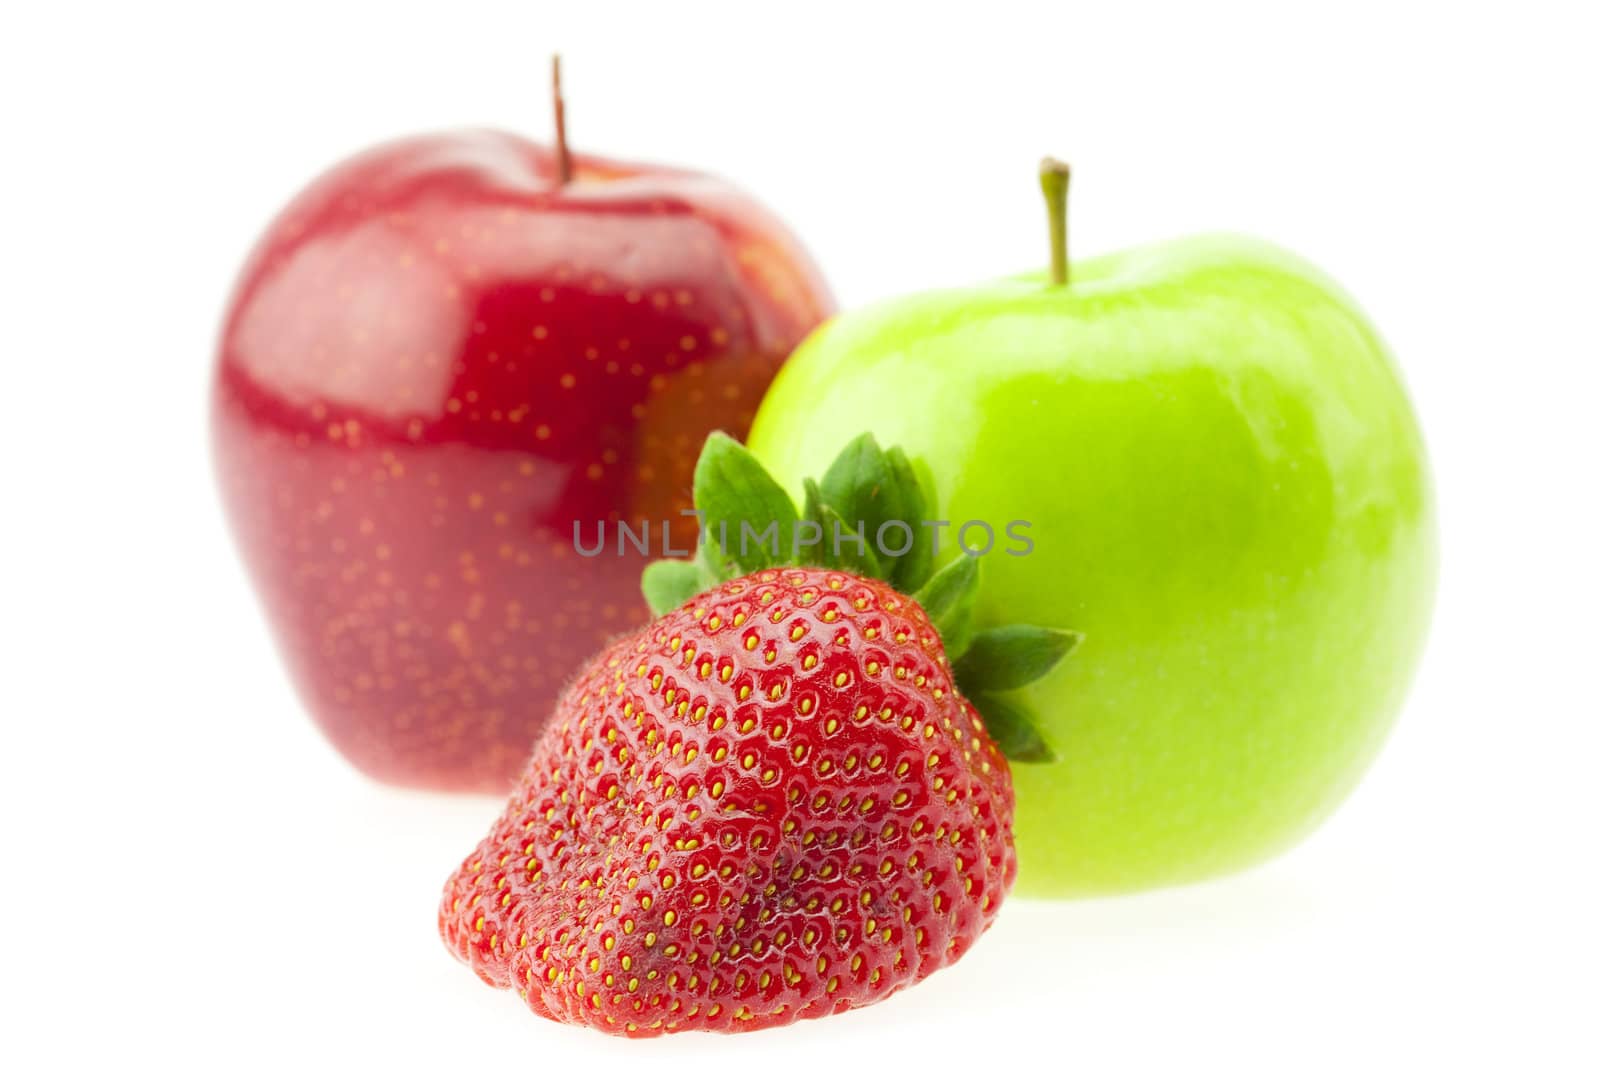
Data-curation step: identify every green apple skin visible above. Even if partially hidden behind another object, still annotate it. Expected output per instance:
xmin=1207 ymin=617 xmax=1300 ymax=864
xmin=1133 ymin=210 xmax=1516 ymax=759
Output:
xmin=746 ymin=235 xmax=1437 ymax=897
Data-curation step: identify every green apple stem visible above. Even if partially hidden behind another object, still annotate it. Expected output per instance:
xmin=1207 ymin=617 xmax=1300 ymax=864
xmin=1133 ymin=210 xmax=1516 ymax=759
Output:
xmin=552 ymin=54 xmax=573 ymax=185
xmin=1039 ymin=158 xmax=1071 ymax=285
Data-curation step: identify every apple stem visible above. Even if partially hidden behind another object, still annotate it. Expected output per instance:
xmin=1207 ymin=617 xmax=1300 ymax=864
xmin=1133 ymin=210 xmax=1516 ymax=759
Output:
xmin=552 ymin=54 xmax=573 ymax=185
xmin=1039 ymin=158 xmax=1070 ymax=285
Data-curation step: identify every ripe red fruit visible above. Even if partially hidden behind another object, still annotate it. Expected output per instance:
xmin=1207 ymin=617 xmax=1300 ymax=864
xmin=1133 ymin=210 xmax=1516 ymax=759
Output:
xmin=212 ymin=117 xmax=833 ymax=791
xmin=439 ymin=567 xmax=1016 ymax=1036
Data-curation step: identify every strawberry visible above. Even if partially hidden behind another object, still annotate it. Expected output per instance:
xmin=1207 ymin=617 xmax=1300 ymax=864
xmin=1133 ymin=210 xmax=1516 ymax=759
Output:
xmin=439 ymin=433 xmax=1077 ymax=1036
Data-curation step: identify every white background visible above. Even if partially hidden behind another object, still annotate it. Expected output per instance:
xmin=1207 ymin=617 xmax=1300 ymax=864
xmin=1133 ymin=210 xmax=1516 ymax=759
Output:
xmin=3 ymin=2 xmax=1597 ymax=1063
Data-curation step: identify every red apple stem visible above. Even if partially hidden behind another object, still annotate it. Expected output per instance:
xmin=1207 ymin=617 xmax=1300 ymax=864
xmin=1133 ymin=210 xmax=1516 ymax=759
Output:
xmin=552 ymin=54 xmax=573 ymax=185
xmin=1039 ymin=158 xmax=1070 ymax=285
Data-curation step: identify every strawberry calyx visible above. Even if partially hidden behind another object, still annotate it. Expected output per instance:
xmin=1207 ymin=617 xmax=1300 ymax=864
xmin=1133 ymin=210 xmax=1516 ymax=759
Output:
xmin=641 ymin=432 xmax=1080 ymax=762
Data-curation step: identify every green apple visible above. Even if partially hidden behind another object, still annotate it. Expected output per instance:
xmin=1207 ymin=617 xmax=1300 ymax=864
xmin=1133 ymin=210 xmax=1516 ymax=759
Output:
xmin=746 ymin=161 xmax=1436 ymax=897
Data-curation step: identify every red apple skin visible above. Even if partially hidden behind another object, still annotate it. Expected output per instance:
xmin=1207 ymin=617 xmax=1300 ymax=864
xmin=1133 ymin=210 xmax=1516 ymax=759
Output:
xmin=213 ymin=130 xmax=834 ymax=791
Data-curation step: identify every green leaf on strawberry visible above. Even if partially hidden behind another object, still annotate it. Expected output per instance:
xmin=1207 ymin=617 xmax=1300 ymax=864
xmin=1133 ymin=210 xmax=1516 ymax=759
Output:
xmin=965 ymin=691 xmax=1058 ymax=763
xmin=646 ymin=431 xmax=1082 ymax=764
xmin=913 ymin=553 xmax=979 ymax=659
xmin=883 ymin=445 xmax=936 ymax=591
xmin=639 ymin=559 xmax=713 ymax=617
xmin=955 ymin=624 xmax=1082 ymax=693
xmin=693 ymin=431 xmax=802 ymax=576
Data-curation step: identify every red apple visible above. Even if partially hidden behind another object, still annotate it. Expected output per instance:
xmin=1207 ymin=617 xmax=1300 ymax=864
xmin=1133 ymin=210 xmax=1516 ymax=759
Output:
xmin=213 ymin=100 xmax=833 ymax=791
